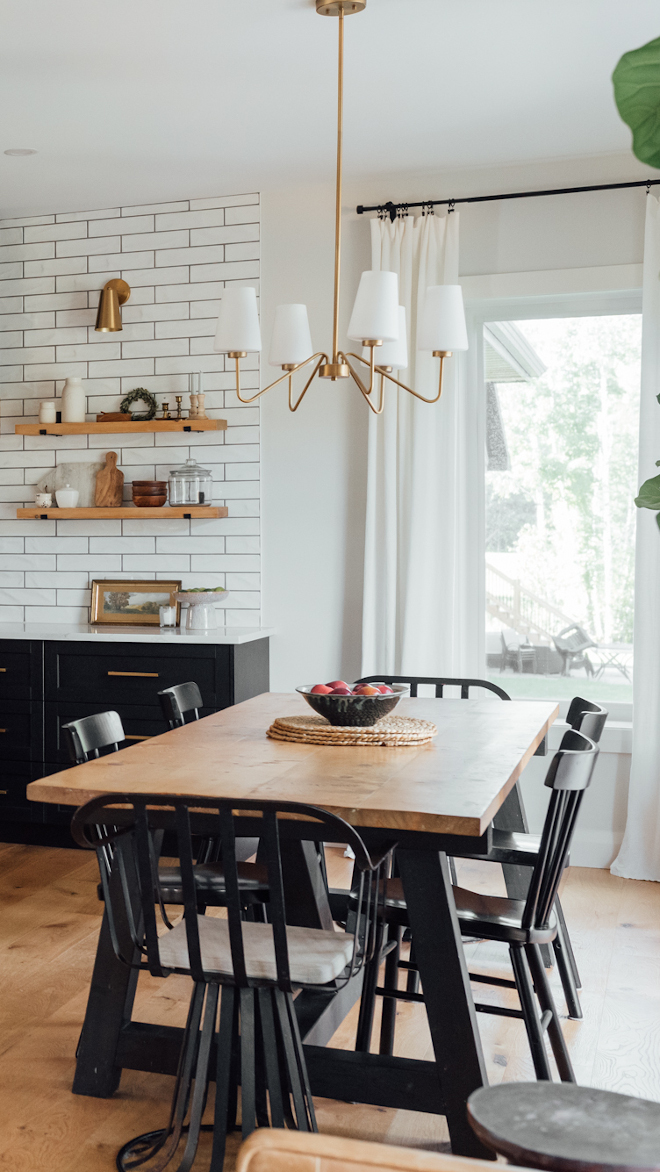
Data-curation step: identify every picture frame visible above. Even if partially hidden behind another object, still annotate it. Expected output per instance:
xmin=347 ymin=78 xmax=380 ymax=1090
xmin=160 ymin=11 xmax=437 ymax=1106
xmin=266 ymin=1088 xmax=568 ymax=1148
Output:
xmin=90 ymin=579 xmax=182 ymax=626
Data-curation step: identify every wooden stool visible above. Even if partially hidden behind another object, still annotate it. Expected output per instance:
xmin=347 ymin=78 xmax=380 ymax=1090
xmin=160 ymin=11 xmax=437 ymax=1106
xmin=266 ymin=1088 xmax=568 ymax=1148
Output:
xmin=467 ymin=1083 xmax=660 ymax=1171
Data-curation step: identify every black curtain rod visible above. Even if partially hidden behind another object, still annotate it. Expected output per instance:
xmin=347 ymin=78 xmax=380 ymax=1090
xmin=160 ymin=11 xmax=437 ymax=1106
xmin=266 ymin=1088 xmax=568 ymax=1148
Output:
xmin=356 ymin=177 xmax=660 ymax=221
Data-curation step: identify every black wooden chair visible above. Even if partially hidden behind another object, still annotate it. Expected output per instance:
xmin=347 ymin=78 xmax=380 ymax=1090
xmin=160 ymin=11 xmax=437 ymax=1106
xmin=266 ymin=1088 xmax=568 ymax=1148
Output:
xmin=158 ymin=680 xmax=203 ymax=728
xmin=467 ymin=1082 xmax=660 ymax=1171
xmin=71 ymin=795 xmax=394 ymax=1172
xmin=61 ymin=710 xmax=126 ymax=764
xmin=449 ymin=696 xmax=608 ymax=1020
xmin=157 ymin=680 xmax=258 ymax=863
xmin=356 ymin=679 xmax=605 ymax=1026
xmin=62 ymin=708 xmax=262 ymax=905
xmin=357 ymin=727 xmax=599 ymax=1081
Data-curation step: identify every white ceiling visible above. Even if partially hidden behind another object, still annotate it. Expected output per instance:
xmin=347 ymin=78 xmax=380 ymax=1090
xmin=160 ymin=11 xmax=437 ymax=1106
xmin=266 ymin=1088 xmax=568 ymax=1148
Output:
xmin=1 ymin=0 xmax=659 ymax=218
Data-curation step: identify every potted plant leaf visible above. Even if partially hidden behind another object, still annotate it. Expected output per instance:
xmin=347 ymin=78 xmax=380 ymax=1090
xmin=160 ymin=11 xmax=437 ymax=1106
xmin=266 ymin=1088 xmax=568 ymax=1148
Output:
xmin=635 ymin=396 xmax=660 ymax=531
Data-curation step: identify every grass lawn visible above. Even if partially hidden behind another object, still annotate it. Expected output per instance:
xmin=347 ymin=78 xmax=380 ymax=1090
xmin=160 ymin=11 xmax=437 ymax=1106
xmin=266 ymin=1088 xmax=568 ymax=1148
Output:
xmin=487 ymin=672 xmax=632 ymax=704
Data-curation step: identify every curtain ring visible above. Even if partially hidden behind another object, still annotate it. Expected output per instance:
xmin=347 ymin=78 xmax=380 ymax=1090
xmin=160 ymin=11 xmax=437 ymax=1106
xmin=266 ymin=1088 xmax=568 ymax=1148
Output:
xmin=447 ymin=198 xmax=456 ymax=214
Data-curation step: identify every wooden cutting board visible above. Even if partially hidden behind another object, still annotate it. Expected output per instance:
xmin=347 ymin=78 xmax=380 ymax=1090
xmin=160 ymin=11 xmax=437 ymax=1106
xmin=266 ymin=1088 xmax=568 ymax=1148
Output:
xmin=95 ymin=451 xmax=124 ymax=507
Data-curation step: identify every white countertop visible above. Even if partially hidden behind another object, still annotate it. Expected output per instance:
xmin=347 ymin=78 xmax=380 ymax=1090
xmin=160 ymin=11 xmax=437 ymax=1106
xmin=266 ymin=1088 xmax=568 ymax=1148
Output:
xmin=0 ymin=623 xmax=274 ymax=645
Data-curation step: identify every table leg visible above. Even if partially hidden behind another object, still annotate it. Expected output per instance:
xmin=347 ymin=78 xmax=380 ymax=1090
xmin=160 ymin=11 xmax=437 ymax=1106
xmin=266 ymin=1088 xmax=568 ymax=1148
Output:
xmin=72 ymin=838 xmax=144 ymax=1097
xmin=397 ymin=848 xmax=494 ymax=1160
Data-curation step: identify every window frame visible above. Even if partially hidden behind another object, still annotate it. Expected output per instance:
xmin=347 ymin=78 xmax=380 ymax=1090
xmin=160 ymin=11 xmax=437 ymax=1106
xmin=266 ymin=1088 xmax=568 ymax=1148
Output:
xmin=466 ymin=286 xmax=642 ymax=722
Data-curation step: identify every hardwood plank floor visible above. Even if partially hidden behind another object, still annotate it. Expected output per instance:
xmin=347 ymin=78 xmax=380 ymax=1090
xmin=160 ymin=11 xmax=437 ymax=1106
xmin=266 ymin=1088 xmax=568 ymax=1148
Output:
xmin=0 ymin=843 xmax=659 ymax=1170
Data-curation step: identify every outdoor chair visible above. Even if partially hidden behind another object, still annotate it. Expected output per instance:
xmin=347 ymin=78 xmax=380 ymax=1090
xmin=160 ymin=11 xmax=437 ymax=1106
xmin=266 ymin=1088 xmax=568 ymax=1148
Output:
xmin=500 ymin=630 xmax=536 ymax=674
xmin=71 ymin=794 xmax=394 ymax=1172
xmin=553 ymin=624 xmax=597 ymax=677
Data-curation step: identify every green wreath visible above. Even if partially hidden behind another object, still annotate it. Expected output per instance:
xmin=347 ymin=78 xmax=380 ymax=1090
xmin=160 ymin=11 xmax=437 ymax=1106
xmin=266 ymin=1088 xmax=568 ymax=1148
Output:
xmin=120 ymin=387 xmax=158 ymax=421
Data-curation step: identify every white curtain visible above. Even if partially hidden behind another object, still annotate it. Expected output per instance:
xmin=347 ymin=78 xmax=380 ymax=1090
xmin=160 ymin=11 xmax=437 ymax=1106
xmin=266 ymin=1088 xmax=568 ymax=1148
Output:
xmin=611 ymin=195 xmax=660 ymax=882
xmin=361 ymin=213 xmax=482 ymax=677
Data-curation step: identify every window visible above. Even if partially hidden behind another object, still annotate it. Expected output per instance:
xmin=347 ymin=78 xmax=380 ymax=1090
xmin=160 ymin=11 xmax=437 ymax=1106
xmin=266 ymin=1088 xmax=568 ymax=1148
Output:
xmin=484 ymin=312 xmax=641 ymax=705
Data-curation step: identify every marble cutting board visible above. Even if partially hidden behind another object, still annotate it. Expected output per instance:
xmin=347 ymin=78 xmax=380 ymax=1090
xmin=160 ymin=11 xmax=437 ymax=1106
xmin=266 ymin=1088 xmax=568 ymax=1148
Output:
xmin=36 ymin=461 xmax=105 ymax=508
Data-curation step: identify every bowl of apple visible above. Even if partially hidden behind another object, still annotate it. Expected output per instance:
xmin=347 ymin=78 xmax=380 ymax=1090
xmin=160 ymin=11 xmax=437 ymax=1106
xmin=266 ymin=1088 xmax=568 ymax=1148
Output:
xmin=296 ymin=680 xmax=407 ymax=726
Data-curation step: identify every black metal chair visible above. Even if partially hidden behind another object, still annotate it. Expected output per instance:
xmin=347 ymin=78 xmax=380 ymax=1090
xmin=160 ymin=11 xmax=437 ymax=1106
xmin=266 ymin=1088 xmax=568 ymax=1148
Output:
xmin=61 ymin=710 xmax=126 ymax=764
xmin=158 ymin=680 xmax=203 ymax=729
xmin=356 ymin=728 xmax=599 ymax=1082
xmin=356 ymin=674 xmax=511 ymax=700
xmin=71 ymin=795 xmax=394 ymax=1172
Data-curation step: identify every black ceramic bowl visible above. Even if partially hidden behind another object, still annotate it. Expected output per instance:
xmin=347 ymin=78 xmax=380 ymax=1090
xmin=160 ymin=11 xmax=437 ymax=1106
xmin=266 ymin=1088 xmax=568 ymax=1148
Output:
xmin=296 ymin=683 xmax=407 ymax=727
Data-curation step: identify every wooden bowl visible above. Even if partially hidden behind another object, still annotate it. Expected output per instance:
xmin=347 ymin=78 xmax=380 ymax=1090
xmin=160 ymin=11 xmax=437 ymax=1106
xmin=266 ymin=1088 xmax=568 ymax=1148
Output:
xmin=133 ymin=494 xmax=167 ymax=508
xmin=132 ymin=480 xmax=167 ymax=489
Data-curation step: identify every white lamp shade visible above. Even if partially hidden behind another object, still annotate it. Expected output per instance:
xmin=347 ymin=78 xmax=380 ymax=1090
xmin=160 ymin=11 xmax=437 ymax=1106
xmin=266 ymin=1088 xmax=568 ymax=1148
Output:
xmin=213 ymin=286 xmax=261 ymax=353
xmin=269 ymin=304 xmax=313 ymax=366
xmin=347 ymin=270 xmax=399 ymax=342
xmin=363 ymin=306 xmax=408 ymax=370
xmin=417 ymin=285 xmax=468 ymax=352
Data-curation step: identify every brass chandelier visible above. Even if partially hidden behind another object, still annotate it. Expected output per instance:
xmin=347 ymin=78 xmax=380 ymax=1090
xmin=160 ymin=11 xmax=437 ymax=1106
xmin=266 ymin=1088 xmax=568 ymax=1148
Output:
xmin=213 ymin=0 xmax=468 ymax=414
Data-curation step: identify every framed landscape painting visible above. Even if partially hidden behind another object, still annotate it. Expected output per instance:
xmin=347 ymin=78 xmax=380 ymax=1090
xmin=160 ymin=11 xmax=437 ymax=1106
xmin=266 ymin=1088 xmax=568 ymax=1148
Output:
xmin=90 ymin=580 xmax=182 ymax=626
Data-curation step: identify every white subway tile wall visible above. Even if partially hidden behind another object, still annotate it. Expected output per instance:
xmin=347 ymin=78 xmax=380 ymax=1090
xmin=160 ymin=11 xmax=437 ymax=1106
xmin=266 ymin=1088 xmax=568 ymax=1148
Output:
xmin=0 ymin=194 xmax=260 ymax=625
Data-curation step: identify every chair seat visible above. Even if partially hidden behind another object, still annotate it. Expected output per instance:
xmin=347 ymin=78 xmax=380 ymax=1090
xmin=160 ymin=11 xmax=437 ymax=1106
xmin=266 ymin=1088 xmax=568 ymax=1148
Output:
xmin=157 ymin=915 xmax=355 ymax=984
xmin=158 ymin=861 xmax=269 ymax=906
xmin=376 ymin=878 xmax=557 ymax=944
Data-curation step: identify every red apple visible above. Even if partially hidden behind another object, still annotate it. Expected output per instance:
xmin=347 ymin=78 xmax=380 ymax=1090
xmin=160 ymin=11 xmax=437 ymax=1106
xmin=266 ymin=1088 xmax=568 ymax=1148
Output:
xmin=326 ymin=680 xmax=349 ymax=690
xmin=330 ymin=687 xmax=352 ymax=695
xmin=377 ymin=685 xmax=393 ymax=694
xmin=359 ymin=685 xmax=379 ymax=696
xmin=310 ymin=684 xmax=332 ymax=694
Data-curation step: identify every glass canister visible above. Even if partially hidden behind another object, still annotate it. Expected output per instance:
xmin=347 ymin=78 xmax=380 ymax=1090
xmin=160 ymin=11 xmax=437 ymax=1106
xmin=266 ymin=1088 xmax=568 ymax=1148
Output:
xmin=168 ymin=457 xmax=213 ymax=506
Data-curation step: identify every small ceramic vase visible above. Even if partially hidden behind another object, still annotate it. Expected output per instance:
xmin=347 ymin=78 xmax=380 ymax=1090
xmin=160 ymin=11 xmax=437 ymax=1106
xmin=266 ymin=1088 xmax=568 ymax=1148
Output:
xmin=39 ymin=400 xmax=57 ymax=423
xmin=35 ymin=492 xmax=52 ymax=507
xmin=189 ymin=394 xmax=199 ymax=418
xmin=61 ymin=378 xmax=86 ymax=423
xmin=195 ymin=394 xmax=207 ymax=419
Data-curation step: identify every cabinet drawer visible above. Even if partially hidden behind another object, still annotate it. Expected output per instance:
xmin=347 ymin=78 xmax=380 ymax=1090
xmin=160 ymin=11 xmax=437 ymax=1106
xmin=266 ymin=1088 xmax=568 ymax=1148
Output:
xmin=0 ymin=700 xmax=44 ymax=763
xmin=45 ymin=700 xmax=201 ymax=765
xmin=45 ymin=643 xmax=223 ymax=707
xmin=0 ymin=641 xmax=43 ymax=700
xmin=0 ymin=770 xmax=44 ymax=822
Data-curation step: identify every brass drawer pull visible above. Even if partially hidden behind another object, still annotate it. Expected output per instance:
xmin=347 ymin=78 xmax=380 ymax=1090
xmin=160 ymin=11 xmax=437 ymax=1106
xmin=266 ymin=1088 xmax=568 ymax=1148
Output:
xmin=107 ymin=671 xmax=159 ymax=678
xmin=0 ymin=729 xmax=6 ymax=734
xmin=0 ymin=667 xmax=6 ymax=672
xmin=124 ymin=734 xmax=153 ymax=741
xmin=0 ymin=790 xmax=6 ymax=795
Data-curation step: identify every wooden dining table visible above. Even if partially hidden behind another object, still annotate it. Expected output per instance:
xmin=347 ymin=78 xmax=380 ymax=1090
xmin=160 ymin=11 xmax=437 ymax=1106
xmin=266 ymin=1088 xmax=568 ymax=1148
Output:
xmin=27 ymin=691 xmax=558 ymax=1159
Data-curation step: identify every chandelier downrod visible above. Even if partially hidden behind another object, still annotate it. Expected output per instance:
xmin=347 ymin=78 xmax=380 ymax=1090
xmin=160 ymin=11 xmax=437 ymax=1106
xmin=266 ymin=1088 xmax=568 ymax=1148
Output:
xmin=332 ymin=12 xmax=344 ymax=366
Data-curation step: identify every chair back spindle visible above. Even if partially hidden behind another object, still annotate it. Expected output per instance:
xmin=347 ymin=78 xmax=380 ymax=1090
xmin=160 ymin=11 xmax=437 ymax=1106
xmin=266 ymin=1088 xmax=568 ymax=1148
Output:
xmin=521 ymin=730 xmax=598 ymax=933
xmin=357 ymin=675 xmax=510 ymax=701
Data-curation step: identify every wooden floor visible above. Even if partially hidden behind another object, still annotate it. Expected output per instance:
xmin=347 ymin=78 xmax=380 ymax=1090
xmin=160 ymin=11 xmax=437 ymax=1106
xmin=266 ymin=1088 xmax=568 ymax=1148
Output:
xmin=0 ymin=843 xmax=659 ymax=1170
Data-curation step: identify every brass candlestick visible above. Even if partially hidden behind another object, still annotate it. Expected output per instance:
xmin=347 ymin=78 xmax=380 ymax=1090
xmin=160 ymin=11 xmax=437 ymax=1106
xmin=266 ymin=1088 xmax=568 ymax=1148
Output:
xmin=175 ymin=396 xmax=183 ymax=420
xmin=161 ymin=402 xmax=171 ymax=420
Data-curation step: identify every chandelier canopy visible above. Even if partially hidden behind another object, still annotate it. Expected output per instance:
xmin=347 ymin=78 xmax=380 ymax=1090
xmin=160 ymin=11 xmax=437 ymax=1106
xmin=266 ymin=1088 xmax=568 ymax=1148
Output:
xmin=213 ymin=0 xmax=468 ymax=413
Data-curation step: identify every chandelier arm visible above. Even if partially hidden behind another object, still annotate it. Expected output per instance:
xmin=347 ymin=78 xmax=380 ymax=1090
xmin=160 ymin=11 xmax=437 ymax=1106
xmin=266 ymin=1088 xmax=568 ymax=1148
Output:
xmin=343 ymin=349 xmax=377 ymax=396
xmin=231 ymin=353 xmax=328 ymax=404
xmin=289 ymin=354 xmax=327 ymax=412
xmin=380 ymin=354 xmax=448 ymax=403
xmin=348 ymin=365 xmax=386 ymax=415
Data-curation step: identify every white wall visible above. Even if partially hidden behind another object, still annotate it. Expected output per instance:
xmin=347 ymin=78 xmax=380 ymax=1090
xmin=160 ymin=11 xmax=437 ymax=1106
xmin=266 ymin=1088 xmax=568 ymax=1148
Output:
xmin=261 ymin=151 xmax=651 ymax=864
xmin=0 ymin=193 xmax=261 ymax=625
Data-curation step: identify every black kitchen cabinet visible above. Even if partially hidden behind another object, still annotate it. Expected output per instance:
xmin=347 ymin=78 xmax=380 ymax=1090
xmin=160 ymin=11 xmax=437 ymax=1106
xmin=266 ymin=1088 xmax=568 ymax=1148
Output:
xmin=0 ymin=635 xmax=269 ymax=841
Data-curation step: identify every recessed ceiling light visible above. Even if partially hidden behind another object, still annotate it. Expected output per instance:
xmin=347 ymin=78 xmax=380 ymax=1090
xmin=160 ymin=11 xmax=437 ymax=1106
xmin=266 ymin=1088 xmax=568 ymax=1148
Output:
xmin=4 ymin=148 xmax=37 ymax=157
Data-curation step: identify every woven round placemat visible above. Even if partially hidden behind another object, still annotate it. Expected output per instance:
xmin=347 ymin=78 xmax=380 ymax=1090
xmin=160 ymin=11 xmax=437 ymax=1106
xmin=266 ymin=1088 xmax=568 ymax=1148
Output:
xmin=267 ymin=714 xmax=437 ymax=747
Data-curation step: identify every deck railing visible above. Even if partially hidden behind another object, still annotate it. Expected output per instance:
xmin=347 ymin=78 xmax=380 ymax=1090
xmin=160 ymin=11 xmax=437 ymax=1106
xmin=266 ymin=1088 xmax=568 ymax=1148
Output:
xmin=485 ymin=563 xmax=577 ymax=643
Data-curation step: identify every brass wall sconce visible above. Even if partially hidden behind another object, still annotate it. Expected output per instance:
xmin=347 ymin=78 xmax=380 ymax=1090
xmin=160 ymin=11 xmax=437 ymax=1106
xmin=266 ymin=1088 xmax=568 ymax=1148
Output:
xmin=95 ymin=279 xmax=131 ymax=332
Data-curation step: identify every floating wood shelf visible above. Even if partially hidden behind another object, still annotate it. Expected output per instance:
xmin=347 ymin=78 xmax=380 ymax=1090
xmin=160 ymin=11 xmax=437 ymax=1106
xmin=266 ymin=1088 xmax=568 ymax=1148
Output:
xmin=15 ymin=420 xmax=226 ymax=436
xmin=16 ymin=506 xmax=227 ymax=520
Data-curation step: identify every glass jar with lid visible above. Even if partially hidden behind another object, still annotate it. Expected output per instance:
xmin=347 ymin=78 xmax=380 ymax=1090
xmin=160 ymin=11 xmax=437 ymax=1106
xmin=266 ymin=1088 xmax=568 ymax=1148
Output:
xmin=168 ymin=458 xmax=213 ymax=506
